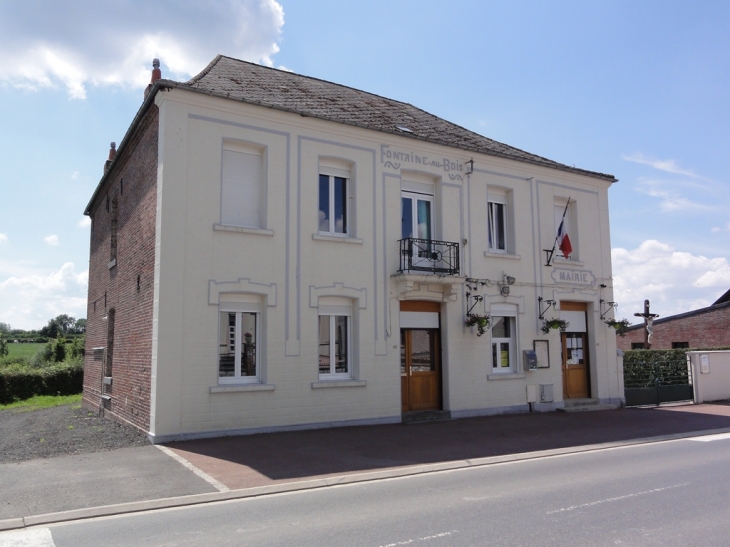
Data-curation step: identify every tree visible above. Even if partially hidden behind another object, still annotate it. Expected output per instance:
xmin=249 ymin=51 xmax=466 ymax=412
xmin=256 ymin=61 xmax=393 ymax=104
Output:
xmin=40 ymin=320 xmax=60 ymax=339
xmin=0 ymin=337 xmax=8 ymax=357
xmin=73 ymin=318 xmax=86 ymax=334
xmin=0 ymin=322 xmax=11 ymax=334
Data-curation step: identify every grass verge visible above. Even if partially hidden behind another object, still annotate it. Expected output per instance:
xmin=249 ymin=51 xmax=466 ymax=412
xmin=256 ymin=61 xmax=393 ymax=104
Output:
xmin=0 ymin=393 xmax=82 ymax=412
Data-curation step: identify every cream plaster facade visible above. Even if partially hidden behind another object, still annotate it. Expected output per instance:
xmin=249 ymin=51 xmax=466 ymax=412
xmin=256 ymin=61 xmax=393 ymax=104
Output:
xmin=140 ymin=85 xmax=621 ymax=443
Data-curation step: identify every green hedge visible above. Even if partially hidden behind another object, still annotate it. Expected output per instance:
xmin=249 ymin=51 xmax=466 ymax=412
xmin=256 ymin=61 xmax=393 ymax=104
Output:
xmin=0 ymin=361 xmax=83 ymax=405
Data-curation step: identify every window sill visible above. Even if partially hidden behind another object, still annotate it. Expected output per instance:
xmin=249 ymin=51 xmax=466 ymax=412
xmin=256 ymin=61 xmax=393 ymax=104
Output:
xmin=487 ymin=373 xmax=526 ymax=381
xmin=209 ymin=383 xmax=275 ymax=393
xmin=108 ymin=259 xmax=117 ymax=270
xmin=554 ymin=257 xmax=584 ymax=267
xmin=311 ymin=380 xmax=366 ymax=389
xmin=214 ymin=224 xmax=274 ymax=236
xmin=312 ymin=233 xmax=363 ymax=244
xmin=484 ymin=251 xmax=521 ymax=260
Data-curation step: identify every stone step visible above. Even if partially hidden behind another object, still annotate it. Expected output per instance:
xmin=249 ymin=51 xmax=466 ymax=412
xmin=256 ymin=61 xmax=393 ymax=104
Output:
xmin=402 ymin=410 xmax=452 ymax=424
xmin=562 ymin=398 xmax=601 ymax=407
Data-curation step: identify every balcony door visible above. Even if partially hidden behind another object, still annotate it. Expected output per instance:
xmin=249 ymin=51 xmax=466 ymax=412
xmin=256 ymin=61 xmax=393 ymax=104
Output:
xmin=402 ymin=191 xmax=434 ymax=270
xmin=402 ymin=192 xmax=433 ymax=241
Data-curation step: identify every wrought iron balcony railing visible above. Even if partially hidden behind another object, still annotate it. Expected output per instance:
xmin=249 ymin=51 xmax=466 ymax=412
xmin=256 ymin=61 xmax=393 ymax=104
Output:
xmin=398 ymin=238 xmax=460 ymax=276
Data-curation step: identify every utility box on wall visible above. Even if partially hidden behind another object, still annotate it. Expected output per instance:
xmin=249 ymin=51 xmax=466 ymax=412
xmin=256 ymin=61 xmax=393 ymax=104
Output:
xmin=540 ymin=383 xmax=554 ymax=403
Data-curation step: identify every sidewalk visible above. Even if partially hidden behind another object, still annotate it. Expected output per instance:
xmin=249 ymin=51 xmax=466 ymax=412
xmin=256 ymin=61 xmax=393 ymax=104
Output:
xmin=3 ymin=402 xmax=730 ymax=530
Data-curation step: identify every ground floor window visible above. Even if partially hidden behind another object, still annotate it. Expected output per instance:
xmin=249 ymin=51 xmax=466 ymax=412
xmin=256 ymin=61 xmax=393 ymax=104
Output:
xmin=491 ymin=316 xmax=515 ymax=372
xmin=318 ymin=314 xmax=351 ymax=379
xmin=219 ymin=311 xmax=258 ymax=382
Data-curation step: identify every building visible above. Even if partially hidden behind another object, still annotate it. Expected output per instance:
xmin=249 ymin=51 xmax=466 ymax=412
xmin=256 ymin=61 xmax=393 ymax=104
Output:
xmin=83 ymin=56 xmax=621 ymax=443
xmin=617 ymin=290 xmax=730 ymax=351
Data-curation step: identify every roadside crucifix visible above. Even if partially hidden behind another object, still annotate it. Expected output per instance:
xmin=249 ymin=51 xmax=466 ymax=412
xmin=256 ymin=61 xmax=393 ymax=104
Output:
xmin=633 ymin=299 xmax=660 ymax=349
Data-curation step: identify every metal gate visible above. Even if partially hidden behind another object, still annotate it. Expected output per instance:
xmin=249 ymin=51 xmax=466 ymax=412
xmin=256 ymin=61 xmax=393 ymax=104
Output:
xmin=624 ymin=359 xmax=694 ymax=406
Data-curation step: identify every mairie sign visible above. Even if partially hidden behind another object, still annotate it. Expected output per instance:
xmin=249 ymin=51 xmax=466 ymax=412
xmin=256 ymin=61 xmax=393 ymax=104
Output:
xmin=551 ymin=268 xmax=596 ymax=286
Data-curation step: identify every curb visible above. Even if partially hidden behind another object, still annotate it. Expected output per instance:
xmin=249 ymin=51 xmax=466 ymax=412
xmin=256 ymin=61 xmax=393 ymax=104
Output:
xmin=3 ymin=426 xmax=730 ymax=531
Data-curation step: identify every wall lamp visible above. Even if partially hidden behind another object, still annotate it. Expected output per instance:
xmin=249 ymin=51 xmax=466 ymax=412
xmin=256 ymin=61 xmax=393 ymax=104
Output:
xmin=500 ymin=274 xmax=516 ymax=297
xmin=466 ymin=158 xmax=474 ymax=175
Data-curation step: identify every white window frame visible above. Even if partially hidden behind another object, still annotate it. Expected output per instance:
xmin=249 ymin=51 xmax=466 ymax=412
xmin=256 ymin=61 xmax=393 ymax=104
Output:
xmin=490 ymin=304 xmax=518 ymax=374
xmin=487 ymin=193 xmax=507 ymax=252
xmin=319 ymin=161 xmax=351 ymax=236
xmin=401 ymin=190 xmax=434 ymax=241
xmin=318 ymin=298 xmax=353 ymax=380
xmin=218 ymin=301 xmax=261 ymax=384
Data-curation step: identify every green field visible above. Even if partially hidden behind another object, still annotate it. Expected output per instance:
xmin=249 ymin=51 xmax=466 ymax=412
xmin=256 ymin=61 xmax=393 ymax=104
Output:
xmin=5 ymin=343 xmax=45 ymax=359
xmin=0 ymin=393 xmax=82 ymax=411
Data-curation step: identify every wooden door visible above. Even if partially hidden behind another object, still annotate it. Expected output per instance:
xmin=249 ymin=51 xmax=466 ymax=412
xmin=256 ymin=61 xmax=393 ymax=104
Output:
xmin=401 ymin=329 xmax=441 ymax=412
xmin=562 ymin=332 xmax=589 ymax=398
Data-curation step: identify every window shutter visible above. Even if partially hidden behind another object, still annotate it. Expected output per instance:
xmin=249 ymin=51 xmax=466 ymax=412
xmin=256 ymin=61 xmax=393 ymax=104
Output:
xmin=221 ymin=149 xmax=262 ymax=227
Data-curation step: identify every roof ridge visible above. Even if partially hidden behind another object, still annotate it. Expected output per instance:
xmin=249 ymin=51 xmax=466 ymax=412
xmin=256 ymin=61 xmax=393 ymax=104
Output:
xmin=187 ymin=54 xmax=223 ymax=85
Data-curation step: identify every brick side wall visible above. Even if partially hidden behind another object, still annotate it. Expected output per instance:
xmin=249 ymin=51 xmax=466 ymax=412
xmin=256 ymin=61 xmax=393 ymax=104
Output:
xmin=83 ymin=106 xmax=159 ymax=433
xmin=616 ymin=304 xmax=730 ymax=351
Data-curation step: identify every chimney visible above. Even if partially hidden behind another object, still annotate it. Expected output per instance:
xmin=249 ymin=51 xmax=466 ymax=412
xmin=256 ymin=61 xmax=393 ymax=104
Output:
xmin=144 ymin=58 xmax=162 ymax=99
xmin=104 ymin=142 xmax=116 ymax=174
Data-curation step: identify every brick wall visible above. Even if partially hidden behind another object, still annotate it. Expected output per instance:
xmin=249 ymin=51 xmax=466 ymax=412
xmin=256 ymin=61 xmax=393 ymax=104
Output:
xmin=83 ymin=105 xmax=159 ymax=433
xmin=617 ymin=303 xmax=730 ymax=351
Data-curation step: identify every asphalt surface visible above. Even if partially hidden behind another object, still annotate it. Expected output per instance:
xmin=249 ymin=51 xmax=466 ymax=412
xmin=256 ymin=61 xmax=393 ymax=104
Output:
xmin=2 ymin=402 xmax=730 ymax=531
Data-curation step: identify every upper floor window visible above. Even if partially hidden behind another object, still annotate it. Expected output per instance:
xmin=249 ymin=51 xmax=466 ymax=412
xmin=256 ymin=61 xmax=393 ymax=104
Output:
xmin=487 ymin=194 xmax=506 ymax=252
xmin=221 ymin=142 xmax=263 ymax=228
xmin=401 ymin=191 xmax=433 ymax=240
xmin=318 ymin=159 xmax=352 ymax=236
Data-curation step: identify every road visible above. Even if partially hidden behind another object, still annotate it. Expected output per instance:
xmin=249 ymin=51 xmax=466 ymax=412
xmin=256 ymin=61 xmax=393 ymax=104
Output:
xmin=5 ymin=432 xmax=730 ymax=546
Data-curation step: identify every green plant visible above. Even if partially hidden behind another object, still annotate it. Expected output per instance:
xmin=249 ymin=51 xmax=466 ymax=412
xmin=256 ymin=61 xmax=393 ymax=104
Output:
xmin=0 ymin=337 xmax=8 ymax=357
xmin=465 ymin=313 xmax=491 ymax=337
xmin=604 ymin=318 xmax=631 ymax=336
xmin=541 ymin=318 xmax=569 ymax=334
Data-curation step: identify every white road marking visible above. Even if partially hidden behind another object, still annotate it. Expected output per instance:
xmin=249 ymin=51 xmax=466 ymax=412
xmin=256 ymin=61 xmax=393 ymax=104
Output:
xmin=0 ymin=528 xmax=55 ymax=547
xmin=379 ymin=530 xmax=458 ymax=546
xmin=547 ymin=483 xmax=689 ymax=515
xmin=155 ymin=445 xmax=230 ymax=492
xmin=685 ymin=432 xmax=730 ymax=442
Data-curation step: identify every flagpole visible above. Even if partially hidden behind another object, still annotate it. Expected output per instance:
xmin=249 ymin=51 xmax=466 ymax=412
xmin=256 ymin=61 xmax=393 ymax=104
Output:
xmin=543 ymin=197 xmax=571 ymax=267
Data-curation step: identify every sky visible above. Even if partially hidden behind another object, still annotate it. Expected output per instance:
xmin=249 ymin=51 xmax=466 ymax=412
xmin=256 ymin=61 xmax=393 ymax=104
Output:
xmin=0 ymin=0 xmax=729 ymax=330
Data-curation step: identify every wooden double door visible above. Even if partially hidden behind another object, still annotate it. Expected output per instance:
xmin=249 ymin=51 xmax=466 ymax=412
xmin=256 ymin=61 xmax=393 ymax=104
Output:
xmin=562 ymin=332 xmax=589 ymax=399
xmin=401 ymin=328 xmax=441 ymax=412
xmin=399 ymin=301 xmax=442 ymax=413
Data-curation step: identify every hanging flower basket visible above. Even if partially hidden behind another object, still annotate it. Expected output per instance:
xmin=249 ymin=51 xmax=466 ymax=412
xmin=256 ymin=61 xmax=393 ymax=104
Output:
xmin=541 ymin=318 xmax=569 ymax=334
xmin=604 ymin=318 xmax=631 ymax=337
xmin=465 ymin=313 xmax=491 ymax=337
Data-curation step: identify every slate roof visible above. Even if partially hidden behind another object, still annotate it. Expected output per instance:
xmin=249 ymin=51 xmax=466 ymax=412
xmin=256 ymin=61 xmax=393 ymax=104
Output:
xmin=172 ymin=55 xmax=616 ymax=182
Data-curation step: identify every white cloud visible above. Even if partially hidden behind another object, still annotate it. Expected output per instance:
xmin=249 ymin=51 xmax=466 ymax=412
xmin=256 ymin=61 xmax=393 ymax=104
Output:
xmin=0 ymin=262 xmax=88 ymax=330
xmin=77 ymin=217 xmax=91 ymax=228
xmin=0 ymin=1 xmax=285 ymax=99
xmin=622 ymin=152 xmax=703 ymax=178
xmin=612 ymin=240 xmax=730 ymax=321
xmin=711 ymin=222 xmax=730 ymax=233
xmin=634 ymin=177 xmax=715 ymax=213
xmin=44 ymin=234 xmax=60 ymax=246
xmin=0 ymin=233 xmax=7 ymax=244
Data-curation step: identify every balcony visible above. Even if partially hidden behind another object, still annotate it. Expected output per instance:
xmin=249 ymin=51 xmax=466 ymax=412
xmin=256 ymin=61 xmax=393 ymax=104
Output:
xmin=398 ymin=238 xmax=460 ymax=276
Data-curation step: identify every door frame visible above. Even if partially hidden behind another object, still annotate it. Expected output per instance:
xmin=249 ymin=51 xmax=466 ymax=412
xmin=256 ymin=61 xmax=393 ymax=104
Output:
xmin=400 ymin=301 xmax=443 ymax=412
xmin=559 ymin=301 xmax=590 ymax=399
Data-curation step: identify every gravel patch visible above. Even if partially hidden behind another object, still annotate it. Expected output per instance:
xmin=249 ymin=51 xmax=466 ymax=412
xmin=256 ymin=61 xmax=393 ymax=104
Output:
xmin=0 ymin=403 xmax=149 ymax=463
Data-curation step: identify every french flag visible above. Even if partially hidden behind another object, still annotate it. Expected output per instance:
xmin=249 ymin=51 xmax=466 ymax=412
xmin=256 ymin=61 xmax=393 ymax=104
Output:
xmin=557 ymin=219 xmax=572 ymax=259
